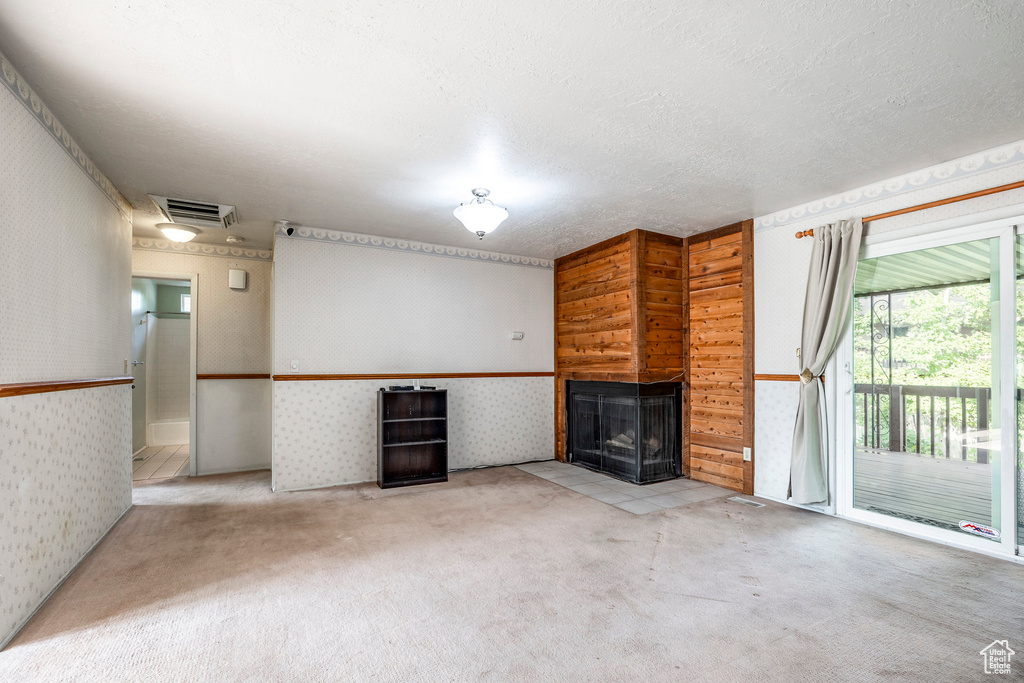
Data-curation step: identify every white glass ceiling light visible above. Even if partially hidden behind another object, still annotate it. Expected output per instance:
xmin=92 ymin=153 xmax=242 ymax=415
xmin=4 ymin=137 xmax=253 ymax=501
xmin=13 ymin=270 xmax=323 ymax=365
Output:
xmin=157 ymin=223 xmax=200 ymax=243
xmin=453 ymin=188 xmax=508 ymax=239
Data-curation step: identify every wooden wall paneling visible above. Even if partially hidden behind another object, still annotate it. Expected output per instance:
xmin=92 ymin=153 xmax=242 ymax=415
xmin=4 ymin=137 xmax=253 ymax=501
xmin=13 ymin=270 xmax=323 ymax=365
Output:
xmin=684 ymin=220 xmax=753 ymax=493
xmin=629 ymin=230 xmax=647 ymax=376
xmin=740 ymin=219 xmax=755 ymax=495
xmin=554 ymin=229 xmax=686 ymax=461
xmin=681 ymin=236 xmax=691 ymax=476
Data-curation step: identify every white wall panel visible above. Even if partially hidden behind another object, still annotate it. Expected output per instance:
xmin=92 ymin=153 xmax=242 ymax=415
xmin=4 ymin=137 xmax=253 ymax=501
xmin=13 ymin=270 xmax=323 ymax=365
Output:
xmin=0 ymin=86 xmax=131 ymax=383
xmin=196 ymin=379 xmax=272 ymax=475
xmin=273 ymin=377 xmax=553 ymax=491
xmin=0 ymin=59 xmax=133 ymax=647
xmin=273 ymin=237 xmax=553 ymax=375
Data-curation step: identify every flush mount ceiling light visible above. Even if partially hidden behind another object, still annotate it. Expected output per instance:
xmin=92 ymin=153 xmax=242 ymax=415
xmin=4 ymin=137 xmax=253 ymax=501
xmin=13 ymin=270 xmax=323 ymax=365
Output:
xmin=453 ymin=188 xmax=508 ymax=239
xmin=157 ymin=223 xmax=200 ymax=243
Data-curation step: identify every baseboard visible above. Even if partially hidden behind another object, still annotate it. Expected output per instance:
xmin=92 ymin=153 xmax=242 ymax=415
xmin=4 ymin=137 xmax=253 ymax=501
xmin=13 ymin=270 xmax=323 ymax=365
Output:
xmin=195 ymin=464 xmax=271 ymax=477
xmin=753 ymin=492 xmax=833 ymax=514
xmin=273 ymin=459 xmax=560 ymax=493
xmin=0 ymin=503 xmax=133 ymax=651
xmin=132 ymin=446 xmax=146 ymax=458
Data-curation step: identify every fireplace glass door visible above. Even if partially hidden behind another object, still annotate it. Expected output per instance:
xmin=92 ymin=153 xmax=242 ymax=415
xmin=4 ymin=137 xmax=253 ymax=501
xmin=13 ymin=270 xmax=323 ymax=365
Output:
xmin=568 ymin=381 xmax=680 ymax=484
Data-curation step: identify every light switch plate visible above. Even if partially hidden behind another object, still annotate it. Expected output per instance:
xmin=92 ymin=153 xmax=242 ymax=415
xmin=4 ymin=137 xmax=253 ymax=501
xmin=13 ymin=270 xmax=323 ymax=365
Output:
xmin=743 ymin=447 xmax=752 ymax=462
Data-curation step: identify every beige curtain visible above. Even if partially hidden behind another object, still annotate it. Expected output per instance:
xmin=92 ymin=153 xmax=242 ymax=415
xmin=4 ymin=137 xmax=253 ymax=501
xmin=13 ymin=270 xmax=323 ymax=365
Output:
xmin=790 ymin=218 xmax=864 ymax=504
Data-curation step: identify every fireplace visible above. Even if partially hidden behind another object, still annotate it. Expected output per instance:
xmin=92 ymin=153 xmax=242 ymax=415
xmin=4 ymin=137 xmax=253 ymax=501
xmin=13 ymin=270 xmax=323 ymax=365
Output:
xmin=566 ymin=380 xmax=681 ymax=484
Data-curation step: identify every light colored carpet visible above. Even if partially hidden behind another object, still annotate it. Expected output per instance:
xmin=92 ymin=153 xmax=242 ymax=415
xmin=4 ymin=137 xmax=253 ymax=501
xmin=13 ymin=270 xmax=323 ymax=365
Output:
xmin=1 ymin=466 xmax=1021 ymax=682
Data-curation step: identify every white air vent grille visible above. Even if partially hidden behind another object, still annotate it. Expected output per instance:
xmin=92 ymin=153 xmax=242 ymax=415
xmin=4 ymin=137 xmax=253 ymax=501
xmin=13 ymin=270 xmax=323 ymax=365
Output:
xmin=727 ymin=497 xmax=765 ymax=508
xmin=150 ymin=195 xmax=238 ymax=230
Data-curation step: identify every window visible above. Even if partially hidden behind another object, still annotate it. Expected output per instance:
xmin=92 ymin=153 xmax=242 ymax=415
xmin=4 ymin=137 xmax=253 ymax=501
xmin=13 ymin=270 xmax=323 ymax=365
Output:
xmin=180 ymin=293 xmax=191 ymax=313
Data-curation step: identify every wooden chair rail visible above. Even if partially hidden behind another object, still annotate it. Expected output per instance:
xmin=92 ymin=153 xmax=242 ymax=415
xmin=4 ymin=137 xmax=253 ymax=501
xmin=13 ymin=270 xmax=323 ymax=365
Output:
xmin=0 ymin=376 xmax=133 ymax=398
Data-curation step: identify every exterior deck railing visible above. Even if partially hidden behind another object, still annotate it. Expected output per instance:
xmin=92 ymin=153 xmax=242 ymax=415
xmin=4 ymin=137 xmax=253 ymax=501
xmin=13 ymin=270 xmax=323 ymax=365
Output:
xmin=854 ymin=384 xmax=993 ymax=463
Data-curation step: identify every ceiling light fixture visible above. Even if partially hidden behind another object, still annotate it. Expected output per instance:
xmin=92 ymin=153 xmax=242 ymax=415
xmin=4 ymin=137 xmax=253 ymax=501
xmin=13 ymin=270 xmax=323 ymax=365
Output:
xmin=157 ymin=223 xmax=200 ymax=243
xmin=453 ymin=188 xmax=508 ymax=239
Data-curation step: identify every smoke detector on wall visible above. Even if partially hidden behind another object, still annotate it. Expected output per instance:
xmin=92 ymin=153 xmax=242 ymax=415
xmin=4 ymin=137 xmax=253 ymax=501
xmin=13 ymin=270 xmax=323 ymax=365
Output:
xmin=149 ymin=195 xmax=238 ymax=230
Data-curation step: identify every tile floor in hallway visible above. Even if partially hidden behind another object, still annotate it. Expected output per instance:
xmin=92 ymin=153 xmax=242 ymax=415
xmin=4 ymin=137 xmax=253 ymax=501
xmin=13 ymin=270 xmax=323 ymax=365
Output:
xmin=132 ymin=444 xmax=189 ymax=482
xmin=515 ymin=459 xmax=736 ymax=514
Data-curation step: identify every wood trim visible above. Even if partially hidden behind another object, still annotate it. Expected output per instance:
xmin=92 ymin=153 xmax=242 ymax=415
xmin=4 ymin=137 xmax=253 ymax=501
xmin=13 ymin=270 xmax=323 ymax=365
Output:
xmin=753 ymin=373 xmax=824 ymax=383
xmin=197 ymin=374 xmax=272 ymax=380
xmin=553 ymin=232 xmax=631 ymax=268
xmin=796 ymin=179 xmax=1024 ymax=238
xmin=691 ymin=220 xmax=744 ymax=245
xmin=740 ymin=219 xmax=755 ymax=495
xmin=273 ymin=372 xmax=555 ymax=381
xmin=0 ymin=376 xmax=133 ymax=398
xmin=680 ymin=236 xmax=691 ymax=477
xmin=864 ymin=179 xmax=1024 ymax=223
xmin=629 ymin=229 xmax=647 ymax=375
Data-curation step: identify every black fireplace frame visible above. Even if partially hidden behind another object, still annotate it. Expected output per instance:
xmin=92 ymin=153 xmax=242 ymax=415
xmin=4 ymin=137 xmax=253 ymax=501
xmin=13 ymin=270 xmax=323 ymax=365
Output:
xmin=565 ymin=380 xmax=682 ymax=484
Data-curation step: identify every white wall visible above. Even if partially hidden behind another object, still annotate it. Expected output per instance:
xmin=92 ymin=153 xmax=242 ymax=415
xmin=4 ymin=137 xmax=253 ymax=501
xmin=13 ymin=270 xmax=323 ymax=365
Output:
xmin=0 ymin=53 xmax=132 ymax=646
xmin=272 ymin=230 xmax=554 ymax=491
xmin=753 ymin=138 xmax=1024 ymax=502
xmin=131 ymin=247 xmax=273 ymax=475
xmin=273 ymin=235 xmax=553 ymax=375
xmin=151 ymin=317 xmax=190 ymax=420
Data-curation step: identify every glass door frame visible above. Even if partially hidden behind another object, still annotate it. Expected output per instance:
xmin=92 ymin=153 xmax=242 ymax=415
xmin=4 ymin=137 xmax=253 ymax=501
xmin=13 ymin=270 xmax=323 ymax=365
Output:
xmin=835 ymin=215 xmax=1020 ymax=559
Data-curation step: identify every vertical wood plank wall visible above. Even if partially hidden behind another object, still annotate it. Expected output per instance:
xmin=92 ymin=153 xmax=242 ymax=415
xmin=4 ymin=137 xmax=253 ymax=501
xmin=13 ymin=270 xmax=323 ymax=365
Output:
xmin=684 ymin=220 xmax=754 ymax=494
xmin=554 ymin=224 xmax=751 ymax=494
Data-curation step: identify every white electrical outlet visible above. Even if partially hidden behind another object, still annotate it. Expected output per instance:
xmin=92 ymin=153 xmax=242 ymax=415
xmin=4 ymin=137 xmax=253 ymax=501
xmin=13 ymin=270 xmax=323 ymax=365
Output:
xmin=290 ymin=360 xmax=299 ymax=373
xmin=743 ymin=447 xmax=752 ymax=462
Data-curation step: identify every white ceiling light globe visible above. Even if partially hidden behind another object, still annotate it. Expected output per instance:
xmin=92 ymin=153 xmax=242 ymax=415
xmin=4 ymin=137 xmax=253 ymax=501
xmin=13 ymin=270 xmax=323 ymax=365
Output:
xmin=453 ymin=189 xmax=508 ymax=239
xmin=157 ymin=223 xmax=200 ymax=243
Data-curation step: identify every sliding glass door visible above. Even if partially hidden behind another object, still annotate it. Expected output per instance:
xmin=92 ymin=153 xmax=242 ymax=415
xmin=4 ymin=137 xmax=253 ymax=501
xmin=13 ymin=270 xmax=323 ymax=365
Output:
xmin=842 ymin=220 xmax=1019 ymax=555
xmin=1018 ymin=231 xmax=1023 ymax=549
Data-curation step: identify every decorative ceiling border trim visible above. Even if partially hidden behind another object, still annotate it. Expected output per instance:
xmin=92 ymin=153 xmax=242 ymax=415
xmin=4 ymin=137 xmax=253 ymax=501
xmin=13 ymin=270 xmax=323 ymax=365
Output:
xmin=754 ymin=139 xmax=1024 ymax=232
xmin=0 ymin=51 xmax=132 ymax=220
xmin=276 ymin=225 xmax=554 ymax=269
xmin=133 ymin=237 xmax=272 ymax=261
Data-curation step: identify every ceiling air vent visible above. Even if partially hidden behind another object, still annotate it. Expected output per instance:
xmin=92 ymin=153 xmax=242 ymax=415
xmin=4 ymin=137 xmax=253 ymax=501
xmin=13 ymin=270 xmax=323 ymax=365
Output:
xmin=149 ymin=195 xmax=238 ymax=230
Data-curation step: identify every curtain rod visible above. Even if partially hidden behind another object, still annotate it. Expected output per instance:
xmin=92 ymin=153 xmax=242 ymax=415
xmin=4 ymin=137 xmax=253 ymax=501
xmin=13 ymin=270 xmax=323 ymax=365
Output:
xmin=794 ymin=178 xmax=1024 ymax=238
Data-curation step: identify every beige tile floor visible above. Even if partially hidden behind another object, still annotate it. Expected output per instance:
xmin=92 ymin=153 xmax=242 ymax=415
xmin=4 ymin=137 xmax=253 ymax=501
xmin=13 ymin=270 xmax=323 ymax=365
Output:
xmin=132 ymin=444 xmax=189 ymax=482
xmin=516 ymin=459 xmax=735 ymax=514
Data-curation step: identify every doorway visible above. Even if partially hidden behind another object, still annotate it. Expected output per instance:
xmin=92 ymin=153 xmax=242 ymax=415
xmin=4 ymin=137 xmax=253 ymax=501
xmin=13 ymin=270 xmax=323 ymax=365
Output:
xmin=838 ymin=218 xmax=1020 ymax=558
xmin=130 ymin=274 xmax=197 ymax=483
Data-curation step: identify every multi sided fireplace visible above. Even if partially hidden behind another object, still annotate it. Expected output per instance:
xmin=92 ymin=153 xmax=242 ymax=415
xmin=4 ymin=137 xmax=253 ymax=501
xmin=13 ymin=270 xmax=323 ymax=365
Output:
xmin=566 ymin=380 xmax=681 ymax=484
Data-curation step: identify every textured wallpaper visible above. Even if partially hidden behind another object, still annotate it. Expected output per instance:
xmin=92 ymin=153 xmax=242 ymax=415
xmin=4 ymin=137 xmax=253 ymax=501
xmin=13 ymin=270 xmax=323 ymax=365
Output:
xmin=0 ymin=386 xmax=133 ymax=645
xmin=753 ymin=380 xmax=800 ymax=500
xmin=273 ymin=236 xmax=553 ymax=375
xmin=272 ymin=377 xmax=554 ymax=491
xmin=131 ymin=250 xmax=272 ymax=374
xmin=0 ymin=84 xmax=131 ymax=383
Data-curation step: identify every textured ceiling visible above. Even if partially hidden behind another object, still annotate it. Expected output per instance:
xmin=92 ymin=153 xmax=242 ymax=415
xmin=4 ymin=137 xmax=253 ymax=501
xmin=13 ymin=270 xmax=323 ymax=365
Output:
xmin=1 ymin=1 xmax=1023 ymax=258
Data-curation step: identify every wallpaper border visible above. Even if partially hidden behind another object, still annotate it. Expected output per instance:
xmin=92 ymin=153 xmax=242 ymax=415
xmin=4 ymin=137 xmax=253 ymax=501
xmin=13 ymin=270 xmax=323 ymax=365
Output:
xmin=0 ymin=50 xmax=132 ymax=220
xmin=754 ymin=138 xmax=1024 ymax=232
xmin=275 ymin=225 xmax=554 ymax=269
xmin=133 ymin=237 xmax=273 ymax=261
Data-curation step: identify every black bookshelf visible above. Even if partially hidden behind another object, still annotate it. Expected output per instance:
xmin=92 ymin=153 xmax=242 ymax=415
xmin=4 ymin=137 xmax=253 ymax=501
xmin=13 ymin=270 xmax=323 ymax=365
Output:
xmin=377 ymin=388 xmax=448 ymax=488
